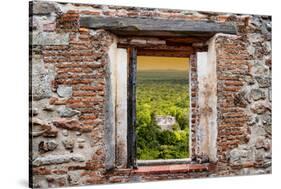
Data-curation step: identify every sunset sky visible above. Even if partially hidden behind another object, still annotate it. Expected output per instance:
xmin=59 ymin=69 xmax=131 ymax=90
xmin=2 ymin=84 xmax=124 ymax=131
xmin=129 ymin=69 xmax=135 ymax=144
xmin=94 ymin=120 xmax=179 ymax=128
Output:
xmin=137 ymin=56 xmax=189 ymax=71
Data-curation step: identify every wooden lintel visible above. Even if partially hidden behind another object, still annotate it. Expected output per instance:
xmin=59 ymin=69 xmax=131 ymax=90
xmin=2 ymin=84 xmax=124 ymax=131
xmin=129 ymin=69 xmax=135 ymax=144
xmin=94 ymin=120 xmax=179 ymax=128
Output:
xmin=118 ymin=43 xmax=194 ymax=52
xmin=164 ymin=36 xmax=210 ymax=45
xmin=80 ymin=16 xmax=237 ymax=37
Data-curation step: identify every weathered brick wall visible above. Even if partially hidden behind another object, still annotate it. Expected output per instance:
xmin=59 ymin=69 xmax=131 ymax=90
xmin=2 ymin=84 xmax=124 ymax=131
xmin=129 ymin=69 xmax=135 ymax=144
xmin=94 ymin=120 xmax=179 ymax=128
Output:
xmin=30 ymin=2 xmax=116 ymax=187
xmin=189 ymin=54 xmax=199 ymax=159
xmin=215 ymin=35 xmax=251 ymax=174
xmin=31 ymin=29 xmax=115 ymax=187
xmin=215 ymin=26 xmax=271 ymax=175
xmin=30 ymin=1 xmax=271 ymax=188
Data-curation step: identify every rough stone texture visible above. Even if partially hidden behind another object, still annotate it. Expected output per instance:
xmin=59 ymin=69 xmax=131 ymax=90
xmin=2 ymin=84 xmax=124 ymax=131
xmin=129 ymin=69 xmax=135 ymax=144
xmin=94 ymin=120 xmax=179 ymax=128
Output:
xmin=32 ymin=154 xmax=85 ymax=166
xmin=39 ymin=140 xmax=58 ymax=152
xmin=255 ymin=76 xmax=271 ymax=88
xmin=32 ymin=32 xmax=69 ymax=46
xmin=215 ymin=18 xmax=271 ymax=176
xmin=52 ymin=118 xmax=91 ymax=132
xmin=62 ymin=138 xmax=75 ymax=151
xmin=250 ymin=89 xmax=266 ymax=101
xmin=46 ymin=140 xmax=58 ymax=151
xmin=57 ymin=85 xmax=72 ymax=98
xmin=68 ymin=172 xmax=81 ymax=185
xmin=30 ymin=1 xmax=271 ymax=188
xmin=32 ymin=1 xmax=62 ymax=15
xmin=251 ymin=102 xmax=270 ymax=114
xmin=32 ymin=63 xmax=52 ymax=100
xmin=57 ymin=106 xmax=81 ymax=117
xmin=31 ymin=117 xmax=59 ymax=137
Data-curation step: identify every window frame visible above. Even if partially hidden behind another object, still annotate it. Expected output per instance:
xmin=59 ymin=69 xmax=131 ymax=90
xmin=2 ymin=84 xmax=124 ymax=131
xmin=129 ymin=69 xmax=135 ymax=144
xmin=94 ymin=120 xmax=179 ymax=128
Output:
xmin=127 ymin=47 xmax=138 ymax=168
xmin=127 ymin=47 xmax=193 ymax=168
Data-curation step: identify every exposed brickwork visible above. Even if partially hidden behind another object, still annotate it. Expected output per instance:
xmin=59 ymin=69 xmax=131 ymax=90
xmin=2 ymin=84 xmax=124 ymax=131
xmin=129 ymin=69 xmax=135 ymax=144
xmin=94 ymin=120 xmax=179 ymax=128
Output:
xmin=216 ymin=36 xmax=250 ymax=173
xmin=56 ymin=11 xmax=80 ymax=32
xmin=189 ymin=54 xmax=199 ymax=159
xmin=30 ymin=1 xmax=271 ymax=187
xmin=213 ymin=15 xmax=272 ymax=174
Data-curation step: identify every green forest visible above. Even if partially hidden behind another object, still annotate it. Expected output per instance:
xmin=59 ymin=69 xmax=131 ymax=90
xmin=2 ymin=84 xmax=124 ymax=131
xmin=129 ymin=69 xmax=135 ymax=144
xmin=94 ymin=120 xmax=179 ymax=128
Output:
xmin=136 ymin=70 xmax=190 ymax=160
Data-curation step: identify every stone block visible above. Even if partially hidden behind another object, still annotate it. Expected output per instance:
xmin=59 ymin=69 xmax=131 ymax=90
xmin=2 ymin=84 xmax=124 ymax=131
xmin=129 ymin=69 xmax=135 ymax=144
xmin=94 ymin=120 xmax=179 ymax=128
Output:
xmin=62 ymin=129 xmax=69 ymax=136
xmin=53 ymin=118 xmax=82 ymax=131
xmin=58 ymin=106 xmax=81 ymax=117
xmin=250 ymin=102 xmax=270 ymax=114
xmin=250 ymin=126 xmax=266 ymax=139
xmin=57 ymin=85 xmax=72 ymax=98
xmin=32 ymin=1 xmax=61 ymax=15
xmin=47 ymin=140 xmax=58 ymax=151
xmin=261 ymin=112 xmax=271 ymax=127
xmin=62 ymin=138 xmax=75 ymax=150
xmin=68 ymin=172 xmax=81 ymax=185
xmin=32 ymin=154 xmax=85 ymax=166
xmin=32 ymin=32 xmax=69 ymax=46
xmin=255 ymin=149 xmax=265 ymax=161
xmin=32 ymin=63 xmax=52 ymax=100
xmin=38 ymin=140 xmax=58 ymax=153
xmin=250 ymin=89 xmax=266 ymax=101
xmin=247 ymin=115 xmax=259 ymax=126
xmin=255 ymin=76 xmax=271 ymax=88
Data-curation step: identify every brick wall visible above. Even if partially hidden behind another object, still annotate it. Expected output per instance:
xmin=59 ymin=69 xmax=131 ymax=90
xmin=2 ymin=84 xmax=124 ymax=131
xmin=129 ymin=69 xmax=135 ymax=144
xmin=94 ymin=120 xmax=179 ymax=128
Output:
xmin=216 ymin=35 xmax=252 ymax=173
xmin=189 ymin=54 xmax=199 ymax=159
xmin=215 ymin=33 xmax=271 ymax=175
xmin=30 ymin=1 xmax=271 ymax=187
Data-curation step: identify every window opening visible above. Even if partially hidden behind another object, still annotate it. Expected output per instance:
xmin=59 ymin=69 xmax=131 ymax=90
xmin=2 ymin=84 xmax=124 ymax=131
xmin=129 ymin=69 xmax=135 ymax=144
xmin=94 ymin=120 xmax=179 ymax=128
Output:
xmin=136 ymin=55 xmax=190 ymax=161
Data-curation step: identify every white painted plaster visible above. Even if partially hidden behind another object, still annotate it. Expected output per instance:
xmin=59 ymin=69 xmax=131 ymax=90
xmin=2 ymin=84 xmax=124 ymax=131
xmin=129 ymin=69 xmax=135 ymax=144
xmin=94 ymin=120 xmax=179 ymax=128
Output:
xmin=196 ymin=36 xmax=218 ymax=162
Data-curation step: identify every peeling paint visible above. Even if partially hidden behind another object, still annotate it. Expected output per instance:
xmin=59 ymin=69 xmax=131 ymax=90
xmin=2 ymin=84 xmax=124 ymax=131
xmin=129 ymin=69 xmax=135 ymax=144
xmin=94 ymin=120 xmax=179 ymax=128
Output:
xmin=196 ymin=37 xmax=218 ymax=162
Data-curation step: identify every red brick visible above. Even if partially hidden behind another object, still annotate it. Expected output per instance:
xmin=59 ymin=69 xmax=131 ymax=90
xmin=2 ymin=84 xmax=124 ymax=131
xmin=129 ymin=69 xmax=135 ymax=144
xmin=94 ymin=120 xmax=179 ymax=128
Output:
xmin=80 ymin=115 xmax=97 ymax=120
xmin=80 ymin=10 xmax=101 ymax=15
xmin=72 ymin=91 xmax=96 ymax=97
xmin=33 ymin=167 xmax=51 ymax=175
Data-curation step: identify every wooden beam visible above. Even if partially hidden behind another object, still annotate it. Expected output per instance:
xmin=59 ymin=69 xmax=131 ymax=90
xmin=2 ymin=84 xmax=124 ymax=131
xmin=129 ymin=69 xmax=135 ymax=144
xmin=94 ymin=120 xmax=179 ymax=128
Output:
xmin=118 ymin=43 xmax=194 ymax=52
xmin=164 ymin=36 xmax=210 ymax=45
xmin=80 ymin=16 xmax=237 ymax=37
xmin=127 ymin=48 xmax=137 ymax=168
